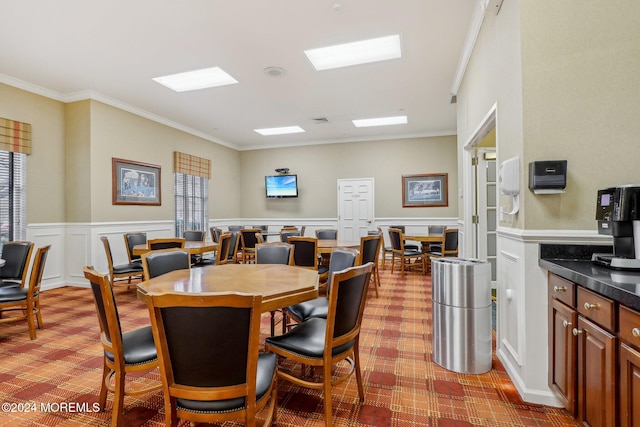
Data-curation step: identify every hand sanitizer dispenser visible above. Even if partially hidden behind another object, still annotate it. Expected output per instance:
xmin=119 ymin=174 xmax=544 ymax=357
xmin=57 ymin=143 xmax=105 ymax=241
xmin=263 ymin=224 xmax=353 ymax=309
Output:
xmin=499 ymin=157 xmax=520 ymax=215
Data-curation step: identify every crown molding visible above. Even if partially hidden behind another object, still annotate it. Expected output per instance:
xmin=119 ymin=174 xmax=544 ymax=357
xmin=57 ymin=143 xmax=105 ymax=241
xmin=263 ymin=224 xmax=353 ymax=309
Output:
xmin=450 ymin=0 xmax=489 ymax=96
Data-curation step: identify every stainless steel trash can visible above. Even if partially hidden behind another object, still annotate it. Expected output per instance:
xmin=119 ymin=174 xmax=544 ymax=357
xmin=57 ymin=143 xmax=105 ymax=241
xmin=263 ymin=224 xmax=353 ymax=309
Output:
xmin=431 ymin=257 xmax=492 ymax=374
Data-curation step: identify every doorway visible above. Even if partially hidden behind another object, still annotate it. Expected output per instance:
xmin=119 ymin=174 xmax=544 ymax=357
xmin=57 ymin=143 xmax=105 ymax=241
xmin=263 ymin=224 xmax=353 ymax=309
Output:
xmin=337 ymin=178 xmax=375 ymax=240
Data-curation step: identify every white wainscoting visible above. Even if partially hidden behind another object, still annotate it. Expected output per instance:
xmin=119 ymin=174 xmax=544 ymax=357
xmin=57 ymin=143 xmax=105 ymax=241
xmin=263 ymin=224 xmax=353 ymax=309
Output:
xmin=27 ymin=217 xmax=460 ymax=291
xmin=495 ymin=227 xmax=611 ymax=407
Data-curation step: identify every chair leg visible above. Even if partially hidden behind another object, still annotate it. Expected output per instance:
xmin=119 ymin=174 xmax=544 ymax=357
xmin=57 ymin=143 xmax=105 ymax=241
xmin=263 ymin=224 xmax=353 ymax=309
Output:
xmin=27 ymin=305 xmax=37 ymax=340
xmin=35 ymin=299 xmax=44 ymax=329
xmin=111 ymin=371 xmax=126 ymax=427
xmin=323 ymin=363 xmax=334 ymax=427
xmin=353 ymin=344 xmax=365 ymax=402
xmin=99 ymin=362 xmax=109 ymax=410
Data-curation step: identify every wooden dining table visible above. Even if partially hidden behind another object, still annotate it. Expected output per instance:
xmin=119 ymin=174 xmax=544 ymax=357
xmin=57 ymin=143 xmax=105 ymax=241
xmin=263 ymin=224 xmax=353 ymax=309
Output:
xmin=137 ymin=263 xmax=319 ymax=314
xmin=404 ymin=234 xmax=444 ymax=253
xmin=317 ymin=239 xmax=361 ymax=254
xmin=133 ymin=241 xmax=218 ymax=256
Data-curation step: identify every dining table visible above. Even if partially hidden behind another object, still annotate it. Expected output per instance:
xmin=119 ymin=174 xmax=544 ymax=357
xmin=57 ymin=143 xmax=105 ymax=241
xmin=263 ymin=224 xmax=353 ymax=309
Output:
xmin=404 ymin=234 xmax=444 ymax=253
xmin=137 ymin=263 xmax=319 ymax=314
xmin=133 ymin=240 xmax=218 ymax=256
xmin=316 ymin=239 xmax=361 ymax=254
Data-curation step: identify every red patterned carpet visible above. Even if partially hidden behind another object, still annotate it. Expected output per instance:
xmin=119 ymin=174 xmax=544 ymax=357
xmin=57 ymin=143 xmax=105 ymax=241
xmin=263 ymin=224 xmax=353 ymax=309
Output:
xmin=0 ymin=267 xmax=578 ymax=426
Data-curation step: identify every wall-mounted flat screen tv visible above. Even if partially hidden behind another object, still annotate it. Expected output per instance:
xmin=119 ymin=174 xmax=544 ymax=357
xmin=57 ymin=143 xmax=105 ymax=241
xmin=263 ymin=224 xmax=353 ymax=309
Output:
xmin=265 ymin=174 xmax=298 ymax=198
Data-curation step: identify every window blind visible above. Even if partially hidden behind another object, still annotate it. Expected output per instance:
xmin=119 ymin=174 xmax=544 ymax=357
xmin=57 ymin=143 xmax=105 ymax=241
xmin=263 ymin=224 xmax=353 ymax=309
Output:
xmin=0 ymin=118 xmax=32 ymax=155
xmin=0 ymin=151 xmax=26 ymax=242
xmin=174 ymin=152 xmax=210 ymax=237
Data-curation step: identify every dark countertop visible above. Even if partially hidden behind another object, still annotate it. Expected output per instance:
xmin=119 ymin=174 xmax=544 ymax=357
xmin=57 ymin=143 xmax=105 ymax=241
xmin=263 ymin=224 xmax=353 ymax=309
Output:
xmin=539 ymin=244 xmax=640 ymax=311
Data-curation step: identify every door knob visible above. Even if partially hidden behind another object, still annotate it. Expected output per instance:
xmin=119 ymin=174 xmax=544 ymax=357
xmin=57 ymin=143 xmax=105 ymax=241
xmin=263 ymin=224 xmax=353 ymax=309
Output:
xmin=572 ymin=328 xmax=583 ymax=336
xmin=632 ymin=328 xmax=640 ymax=338
xmin=554 ymin=286 xmax=567 ymax=293
xmin=584 ymin=302 xmax=599 ymax=311
xmin=562 ymin=320 xmax=572 ymax=328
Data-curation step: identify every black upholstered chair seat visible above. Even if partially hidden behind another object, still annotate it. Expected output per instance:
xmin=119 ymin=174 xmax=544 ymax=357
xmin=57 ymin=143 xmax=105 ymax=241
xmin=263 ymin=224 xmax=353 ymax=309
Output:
xmin=403 ymin=249 xmax=423 ymax=257
xmin=286 ymin=297 xmax=328 ymax=321
xmin=0 ymin=280 xmax=21 ymax=288
xmin=266 ymin=317 xmax=354 ymax=358
xmin=104 ymin=326 xmax=157 ymax=365
xmin=318 ymin=265 xmax=329 ymax=275
xmin=112 ymin=263 xmax=144 ymax=275
xmin=176 ymin=353 xmax=276 ymax=413
xmin=0 ymin=286 xmax=29 ymax=303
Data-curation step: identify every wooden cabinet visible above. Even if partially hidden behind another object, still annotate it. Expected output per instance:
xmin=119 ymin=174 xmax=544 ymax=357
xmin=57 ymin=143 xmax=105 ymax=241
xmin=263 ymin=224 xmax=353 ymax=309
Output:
xmin=547 ymin=273 xmax=620 ymax=427
xmin=619 ymin=305 xmax=640 ymax=427
xmin=575 ymin=316 xmax=616 ymax=427
xmin=549 ymin=297 xmax=577 ymax=414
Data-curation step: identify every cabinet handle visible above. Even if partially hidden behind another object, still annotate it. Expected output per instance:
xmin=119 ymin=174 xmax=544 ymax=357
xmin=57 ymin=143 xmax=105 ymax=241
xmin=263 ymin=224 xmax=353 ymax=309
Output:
xmin=553 ymin=286 xmax=567 ymax=293
xmin=572 ymin=328 xmax=583 ymax=336
xmin=562 ymin=320 xmax=572 ymax=328
xmin=633 ymin=328 xmax=640 ymax=338
xmin=583 ymin=302 xmax=599 ymax=311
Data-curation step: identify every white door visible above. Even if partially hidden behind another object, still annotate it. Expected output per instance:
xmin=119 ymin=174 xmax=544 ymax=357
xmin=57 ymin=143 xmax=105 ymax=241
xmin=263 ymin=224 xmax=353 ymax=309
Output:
xmin=475 ymin=151 xmax=497 ymax=288
xmin=337 ymin=178 xmax=375 ymax=241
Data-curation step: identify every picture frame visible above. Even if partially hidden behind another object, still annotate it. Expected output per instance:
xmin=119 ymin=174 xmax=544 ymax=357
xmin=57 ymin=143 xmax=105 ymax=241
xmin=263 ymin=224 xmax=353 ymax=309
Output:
xmin=402 ymin=173 xmax=448 ymax=207
xmin=112 ymin=158 xmax=161 ymax=206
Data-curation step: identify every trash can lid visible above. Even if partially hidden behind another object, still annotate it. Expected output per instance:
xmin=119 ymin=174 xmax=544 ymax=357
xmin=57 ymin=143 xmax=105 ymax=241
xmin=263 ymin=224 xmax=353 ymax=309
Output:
xmin=432 ymin=257 xmax=488 ymax=265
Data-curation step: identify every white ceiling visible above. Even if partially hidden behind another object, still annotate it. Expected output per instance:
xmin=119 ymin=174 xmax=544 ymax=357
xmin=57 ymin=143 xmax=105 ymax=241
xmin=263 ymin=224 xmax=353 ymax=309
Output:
xmin=0 ymin=0 xmax=477 ymax=151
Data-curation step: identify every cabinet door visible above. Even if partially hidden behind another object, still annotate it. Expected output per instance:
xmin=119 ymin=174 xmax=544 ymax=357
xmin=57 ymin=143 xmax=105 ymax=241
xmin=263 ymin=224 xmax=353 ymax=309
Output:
xmin=576 ymin=316 xmax=617 ymax=427
xmin=549 ymin=298 xmax=577 ymax=414
xmin=620 ymin=343 xmax=640 ymax=427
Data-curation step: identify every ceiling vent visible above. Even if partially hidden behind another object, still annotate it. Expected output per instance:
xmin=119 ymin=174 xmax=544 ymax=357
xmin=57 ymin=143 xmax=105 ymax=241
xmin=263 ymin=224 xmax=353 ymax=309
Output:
xmin=263 ymin=67 xmax=286 ymax=78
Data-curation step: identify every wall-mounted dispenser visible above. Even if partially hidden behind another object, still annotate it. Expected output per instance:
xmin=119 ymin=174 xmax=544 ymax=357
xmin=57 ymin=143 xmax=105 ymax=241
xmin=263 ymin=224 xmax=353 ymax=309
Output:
xmin=528 ymin=160 xmax=567 ymax=194
xmin=499 ymin=156 xmax=520 ymax=215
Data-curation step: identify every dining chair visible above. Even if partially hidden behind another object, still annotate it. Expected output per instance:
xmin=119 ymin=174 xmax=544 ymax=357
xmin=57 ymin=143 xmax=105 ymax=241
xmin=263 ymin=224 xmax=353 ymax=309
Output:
xmin=378 ymin=226 xmax=393 ymax=271
xmin=0 ymin=245 xmax=50 ymax=339
xmin=183 ymin=230 xmax=205 ymax=264
xmin=240 ymin=228 xmax=262 ymax=263
xmin=227 ymin=231 xmax=241 ymax=263
xmin=283 ymin=248 xmax=358 ymax=331
xmin=280 ymin=230 xmax=301 ymax=243
xmin=101 ymin=236 xmax=144 ymax=287
xmin=265 ymin=262 xmax=373 ymax=427
xmin=359 ymin=234 xmax=382 ymax=297
xmin=141 ymin=248 xmax=191 ymax=280
xmin=144 ymin=292 xmax=277 ymax=427
xmin=315 ymin=229 xmax=337 ymax=240
xmin=427 ymin=229 xmax=459 ymax=270
xmin=123 ymin=232 xmax=146 ymax=265
xmin=288 ymin=236 xmax=329 ymax=285
xmin=389 ymin=225 xmax=419 ymax=251
xmin=148 ymin=237 xmax=186 ymax=251
xmin=427 ymin=225 xmax=447 ymax=252
xmin=255 ymin=243 xmax=294 ymax=335
xmin=209 ymin=226 xmax=222 ymax=243
xmin=83 ymin=267 xmax=161 ymax=427
xmin=388 ymin=228 xmax=427 ymax=276
xmin=0 ymin=241 xmax=34 ymax=288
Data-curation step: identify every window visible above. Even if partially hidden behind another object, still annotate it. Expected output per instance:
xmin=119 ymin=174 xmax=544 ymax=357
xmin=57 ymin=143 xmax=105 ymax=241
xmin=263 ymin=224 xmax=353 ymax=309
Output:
xmin=0 ymin=151 xmax=26 ymax=243
xmin=174 ymin=173 xmax=208 ymax=237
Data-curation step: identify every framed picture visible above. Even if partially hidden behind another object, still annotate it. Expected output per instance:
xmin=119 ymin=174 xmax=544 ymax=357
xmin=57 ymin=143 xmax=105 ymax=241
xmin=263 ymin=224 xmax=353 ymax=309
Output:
xmin=402 ymin=173 xmax=448 ymax=207
xmin=112 ymin=158 xmax=161 ymax=205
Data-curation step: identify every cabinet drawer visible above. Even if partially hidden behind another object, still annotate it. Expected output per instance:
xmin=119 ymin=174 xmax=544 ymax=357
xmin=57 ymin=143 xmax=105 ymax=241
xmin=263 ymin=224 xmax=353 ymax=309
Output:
xmin=577 ymin=287 xmax=615 ymax=331
xmin=549 ymin=273 xmax=575 ymax=307
xmin=619 ymin=305 xmax=640 ymax=349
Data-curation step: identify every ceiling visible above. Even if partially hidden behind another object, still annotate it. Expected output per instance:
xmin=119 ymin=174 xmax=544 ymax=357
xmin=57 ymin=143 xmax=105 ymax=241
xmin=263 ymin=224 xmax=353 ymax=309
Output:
xmin=0 ymin=0 xmax=477 ymax=151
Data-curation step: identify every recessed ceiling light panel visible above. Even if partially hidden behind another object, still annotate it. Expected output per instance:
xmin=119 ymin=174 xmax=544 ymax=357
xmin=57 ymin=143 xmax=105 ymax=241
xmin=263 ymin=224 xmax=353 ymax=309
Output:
xmin=304 ymin=35 xmax=402 ymax=71
xmin=352 ymin=115 xmax=408 ymax=128
xmin=153 ymin=67 xmax=238 ymax=92
xmin=254 ymin=126 xmax=306 ymax=136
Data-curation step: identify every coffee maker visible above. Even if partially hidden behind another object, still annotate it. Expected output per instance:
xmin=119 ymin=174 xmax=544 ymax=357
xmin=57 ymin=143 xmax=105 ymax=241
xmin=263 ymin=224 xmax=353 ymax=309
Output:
xmin=592 ymin=185 xmax=640 ymax=270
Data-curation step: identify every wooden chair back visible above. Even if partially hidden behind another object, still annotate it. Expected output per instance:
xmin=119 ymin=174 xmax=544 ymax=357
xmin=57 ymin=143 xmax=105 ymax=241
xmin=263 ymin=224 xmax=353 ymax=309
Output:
xmin=148 ymin=237 xmax=186 ymax=250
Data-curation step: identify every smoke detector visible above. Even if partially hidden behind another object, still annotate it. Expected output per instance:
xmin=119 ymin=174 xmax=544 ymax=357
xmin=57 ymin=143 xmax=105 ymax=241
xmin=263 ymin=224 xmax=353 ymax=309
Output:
xmin=263 ymin=67 xmax=286 ymax=78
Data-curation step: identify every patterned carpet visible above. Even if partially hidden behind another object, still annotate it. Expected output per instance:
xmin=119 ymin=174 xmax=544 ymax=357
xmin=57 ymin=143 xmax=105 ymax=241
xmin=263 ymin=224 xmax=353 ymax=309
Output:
xmin=0 ymin=267 xmax=579 ymax=426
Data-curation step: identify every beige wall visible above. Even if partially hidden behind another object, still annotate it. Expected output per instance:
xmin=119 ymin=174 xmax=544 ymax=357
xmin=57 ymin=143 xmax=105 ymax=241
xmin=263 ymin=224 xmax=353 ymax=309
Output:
xmin=240 ymin=136 xmax=458 ymax=219
xmin=0 ymin=84 xmax=67 ymax=224
xmin=520 ymin=0 xmax=640 ymax=230
xmin=87 ymin=101 xmax=242 ymax=222
xmin=2 ymin=85 xmax=458 ymax=227
xmin=65 ymin=100 xmax=91 ymax=222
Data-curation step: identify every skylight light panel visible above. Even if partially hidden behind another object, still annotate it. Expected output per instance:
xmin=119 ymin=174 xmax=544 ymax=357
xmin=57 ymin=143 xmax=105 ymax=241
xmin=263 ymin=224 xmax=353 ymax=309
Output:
xmin=153 ymin=67 xmax=238 ymax=92
xmin=304 ymin=35 xmax=401 ymax=71
xmin=352 ymin=115 xmax=408 ymax=128
xmin=254 ymin=126 xmax=306 ymax=136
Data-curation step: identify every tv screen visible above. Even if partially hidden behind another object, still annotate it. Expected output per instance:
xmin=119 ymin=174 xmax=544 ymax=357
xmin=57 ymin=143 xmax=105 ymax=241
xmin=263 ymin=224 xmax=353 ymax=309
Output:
xmin=265 ymin=174 xmax=298 ymax=198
